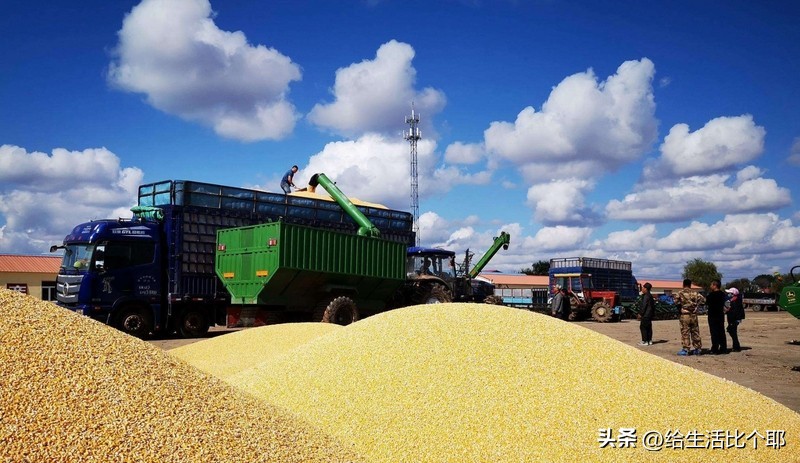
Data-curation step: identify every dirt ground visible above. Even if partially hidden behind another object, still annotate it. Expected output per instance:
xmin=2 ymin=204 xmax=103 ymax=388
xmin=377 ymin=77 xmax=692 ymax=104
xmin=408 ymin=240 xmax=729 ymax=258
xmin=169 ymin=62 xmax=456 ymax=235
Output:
xmin=150 ymin=310 xmax=800 ymax=413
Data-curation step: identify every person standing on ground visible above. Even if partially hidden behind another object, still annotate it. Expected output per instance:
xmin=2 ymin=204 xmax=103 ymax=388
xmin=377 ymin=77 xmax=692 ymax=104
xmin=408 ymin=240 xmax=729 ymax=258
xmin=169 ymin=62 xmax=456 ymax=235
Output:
xmin=726 ymin=287 xmax=745 ymax=352
xmin=675 ymin=279 xmax=705 ymax=356
xmin=280 ymin=165 xmax=298 ymax=194
xmin=638 ymin=282 xmax=655 ymax=346
xmin=706 ymin=279 xmax=728 ymax=354
xmin=550 ymin=285 xmax=563 ymax=318
xmin=559 ymin=286 xmax=571 ymax=321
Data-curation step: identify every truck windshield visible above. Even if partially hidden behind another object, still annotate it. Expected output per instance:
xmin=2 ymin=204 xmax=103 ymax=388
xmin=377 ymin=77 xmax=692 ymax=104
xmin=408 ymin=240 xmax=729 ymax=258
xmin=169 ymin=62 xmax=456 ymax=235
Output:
xmin=60 ymin=244 xmax=95 ymax=271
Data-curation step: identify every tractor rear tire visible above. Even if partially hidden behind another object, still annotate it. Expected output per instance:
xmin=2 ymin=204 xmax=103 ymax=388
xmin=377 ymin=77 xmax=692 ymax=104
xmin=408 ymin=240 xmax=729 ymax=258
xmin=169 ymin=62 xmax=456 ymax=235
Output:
xmin=320 ymin=296 xmax=359 ymax=326
xmin=591 ymin=302 xmax=614 ymax=323
xmin=421 ymin=284 xmax=452 ymax=304
xmin=483 ymin=295 xmax=505 ymax=305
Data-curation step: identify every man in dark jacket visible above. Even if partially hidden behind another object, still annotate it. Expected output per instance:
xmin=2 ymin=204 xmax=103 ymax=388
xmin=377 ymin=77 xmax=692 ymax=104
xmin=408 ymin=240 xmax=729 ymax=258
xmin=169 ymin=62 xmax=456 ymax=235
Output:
xmin=638 ymin=282 xmax=655 ymax=346
xmin=706 ymin=280 xmax=728 ymax=354
xmin=726 ymin=287 xmax=745 ymax=352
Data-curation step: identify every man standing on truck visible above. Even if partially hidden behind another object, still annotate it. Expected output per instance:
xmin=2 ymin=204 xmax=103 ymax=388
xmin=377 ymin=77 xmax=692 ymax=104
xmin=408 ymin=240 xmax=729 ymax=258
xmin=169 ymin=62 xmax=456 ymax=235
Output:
xmin=280 ymin=165 xmax=298 ymax=194
xmin=675 ymin=279 xmax=704 ymax=356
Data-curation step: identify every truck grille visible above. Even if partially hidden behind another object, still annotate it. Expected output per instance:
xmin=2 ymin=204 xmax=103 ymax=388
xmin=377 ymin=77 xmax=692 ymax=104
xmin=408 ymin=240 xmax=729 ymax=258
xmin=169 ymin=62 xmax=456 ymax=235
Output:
xmin=56 ymin=274 xmax=83 ymax=304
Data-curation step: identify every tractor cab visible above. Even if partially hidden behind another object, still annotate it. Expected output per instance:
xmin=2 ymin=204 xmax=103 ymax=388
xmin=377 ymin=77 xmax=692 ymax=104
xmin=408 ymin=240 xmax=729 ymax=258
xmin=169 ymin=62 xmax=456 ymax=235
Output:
xmin=406 ymin=247 xmax=456 ymax=282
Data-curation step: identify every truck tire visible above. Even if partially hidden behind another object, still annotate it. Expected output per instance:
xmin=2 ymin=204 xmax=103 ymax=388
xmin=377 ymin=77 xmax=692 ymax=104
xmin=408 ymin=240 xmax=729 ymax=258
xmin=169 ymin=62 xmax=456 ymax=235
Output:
xmin=591 ymin=302 xmax=614 ymax=323
xmin=178 ymin=309 xmax=210 ymax=338
xmin=115 ymin=306 xmax=152 ymax=339
xmin=321 ymin=296 xmax=359 ymax=326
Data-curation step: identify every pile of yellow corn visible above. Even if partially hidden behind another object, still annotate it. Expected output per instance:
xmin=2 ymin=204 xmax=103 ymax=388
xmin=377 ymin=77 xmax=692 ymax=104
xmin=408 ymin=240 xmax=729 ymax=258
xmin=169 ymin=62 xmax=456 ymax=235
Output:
xmin=205 ymin=303 xmax=798 ymax=462
xmin=0 ymin=289 xmax=362 ymax=462
xmin=171 ymin=322 xmax=340 ymax=379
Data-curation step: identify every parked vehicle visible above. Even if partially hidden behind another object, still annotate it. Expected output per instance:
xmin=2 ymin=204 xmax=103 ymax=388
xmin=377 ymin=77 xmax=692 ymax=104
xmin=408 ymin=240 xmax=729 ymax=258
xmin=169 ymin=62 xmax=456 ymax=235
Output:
xmin=778 ymin=266 xmax=800 ymax=320
xmin=50 ymin=179 xmax=414 ymax=338
xmin=548 ymin=257 xmax=640 ymax=322
xmin=742 ymin=291 xmax=779 ymax=312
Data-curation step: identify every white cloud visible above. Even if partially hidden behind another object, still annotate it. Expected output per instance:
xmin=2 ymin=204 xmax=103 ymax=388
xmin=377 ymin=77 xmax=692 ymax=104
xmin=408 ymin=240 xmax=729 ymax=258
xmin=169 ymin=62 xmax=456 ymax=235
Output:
xmin=788 ymin=137 xmax=800 ymax=165
xmin=298 ymin=133 xmax=434 ymax=209
xmin=526 ymin=178 xmax=599 ymax=225
xmin=521 ymin=226 xmax=593 ymax=252
xmin=0 ymin=145 xmax=142 ymax=254
xmin=650 ymin=115 xmax=765 ymax=178
xmin=108 ymin=0 xmax=301 ymax=141
xmin=483 ymin=58 xmax=657 ymax=182
xmin=444 ymin=142 xmax=485 ymax=164
xmin=308 ymin=40 xmax=446 ymax=137
xmin=593 ymin=224 xmax=658 ymax=252
xmin=656 ymin=213 xmax=800 ymax=254
xmin=606 ymin=168 xmax=791 ymax=222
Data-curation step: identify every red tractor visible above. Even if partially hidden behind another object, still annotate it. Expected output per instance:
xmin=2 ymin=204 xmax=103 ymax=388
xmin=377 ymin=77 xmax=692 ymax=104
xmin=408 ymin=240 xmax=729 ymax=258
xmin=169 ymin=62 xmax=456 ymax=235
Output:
xmin=551 ymin=272 xmax=621 ymax=322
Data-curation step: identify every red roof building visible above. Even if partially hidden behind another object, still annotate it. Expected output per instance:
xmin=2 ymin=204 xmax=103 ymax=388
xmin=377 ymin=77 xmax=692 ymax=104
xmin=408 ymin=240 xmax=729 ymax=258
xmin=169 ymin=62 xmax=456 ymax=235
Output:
xmin=0 ymin=254 xmax=61 ymax=301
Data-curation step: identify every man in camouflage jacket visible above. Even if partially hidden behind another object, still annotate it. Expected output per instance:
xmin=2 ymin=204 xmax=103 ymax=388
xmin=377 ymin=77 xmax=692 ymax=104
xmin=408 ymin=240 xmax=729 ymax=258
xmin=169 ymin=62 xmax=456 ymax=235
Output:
xmin=675 ymin=279 xmax=705 ymax=356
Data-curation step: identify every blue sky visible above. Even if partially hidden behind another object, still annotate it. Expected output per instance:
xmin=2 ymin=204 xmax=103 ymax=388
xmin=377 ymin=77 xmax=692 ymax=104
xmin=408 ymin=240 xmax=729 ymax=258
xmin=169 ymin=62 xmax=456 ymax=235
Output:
xmin=1 ymin=0 xmax=799 ymax=281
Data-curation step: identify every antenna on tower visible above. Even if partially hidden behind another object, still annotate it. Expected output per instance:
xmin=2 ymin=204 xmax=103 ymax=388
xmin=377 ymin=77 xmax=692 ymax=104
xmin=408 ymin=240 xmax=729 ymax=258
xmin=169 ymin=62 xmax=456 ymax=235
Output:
xmin=405 ymin=103 xmax=421 ymax=246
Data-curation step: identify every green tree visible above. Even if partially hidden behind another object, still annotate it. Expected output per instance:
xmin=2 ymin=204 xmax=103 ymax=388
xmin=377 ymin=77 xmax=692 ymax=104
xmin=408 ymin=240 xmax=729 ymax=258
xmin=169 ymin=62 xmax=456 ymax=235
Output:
xmin=752 ymin=274 xmax=774 ymax=290
xmin=521 ymin=260 xmax=550 ymax=276
xmin=682 ymin=258 xmax=722 ymax=290
xmin=725 ymin=277 xmax=751 ymax=292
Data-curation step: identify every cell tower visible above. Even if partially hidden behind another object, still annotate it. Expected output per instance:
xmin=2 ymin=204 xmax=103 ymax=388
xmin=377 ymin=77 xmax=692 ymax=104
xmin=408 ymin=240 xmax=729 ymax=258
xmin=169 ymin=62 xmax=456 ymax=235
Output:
xmin=405 ymin=104 xmax=421 ymax=246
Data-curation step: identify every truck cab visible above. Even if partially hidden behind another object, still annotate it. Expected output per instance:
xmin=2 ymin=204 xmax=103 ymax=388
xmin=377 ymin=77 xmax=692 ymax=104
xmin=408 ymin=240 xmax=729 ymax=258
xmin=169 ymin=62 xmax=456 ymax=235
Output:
xmin=52 ymin=219 xmax=164 ymax=337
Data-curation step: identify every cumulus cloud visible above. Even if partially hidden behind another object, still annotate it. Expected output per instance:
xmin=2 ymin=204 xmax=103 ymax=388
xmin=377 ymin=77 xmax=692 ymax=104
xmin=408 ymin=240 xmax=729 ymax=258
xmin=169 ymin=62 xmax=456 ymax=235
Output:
xmin=444 ymin=142 xmax=485 ymax=165
xmin=593 ymin=224 xmax=658 ymax=252
xmin=483 ymin=58 xmax=657 ymax=181
xmin=0 ymin=145 xmax=142 ymax=254
xmin=297 ymin=133 xmax=435 ymax=209
xmin=108 ymin=0 xmax=301 ymax=141
xmin=307 ymin=40 xmax=446 ymax=137
xmin=606 ymin=168 xmax=791 ymax=222
xmin=647 ymin=115 xmax=765 ymax=179
xmin=789 ymin=137 xmax=800 ymax=165
xmin=656 ymin=213 xmax=800 ymax=253
xmin=526 ymin=178 xmax=600 ymax=226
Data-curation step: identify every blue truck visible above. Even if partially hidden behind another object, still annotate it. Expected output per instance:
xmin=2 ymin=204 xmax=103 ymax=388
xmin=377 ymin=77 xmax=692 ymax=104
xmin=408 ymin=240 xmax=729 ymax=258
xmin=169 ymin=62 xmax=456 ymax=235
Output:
xmin=51 ymin=179 xmax=415 ymax=338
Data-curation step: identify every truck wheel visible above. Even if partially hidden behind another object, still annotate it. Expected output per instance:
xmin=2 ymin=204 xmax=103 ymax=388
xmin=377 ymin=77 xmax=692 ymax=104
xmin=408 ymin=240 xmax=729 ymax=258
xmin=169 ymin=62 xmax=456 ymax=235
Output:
xmin=591 ymin=302 xmax=614 ymax=322
xmin=421 ymin=284 xmax=452 ymax=304
xmin=116 ymin=307 xmax=152 ymax=339
xmin=179 ymin=309 xmax=210 ymax=338
xmin=321 ymin=296 xmax=359 ymax=325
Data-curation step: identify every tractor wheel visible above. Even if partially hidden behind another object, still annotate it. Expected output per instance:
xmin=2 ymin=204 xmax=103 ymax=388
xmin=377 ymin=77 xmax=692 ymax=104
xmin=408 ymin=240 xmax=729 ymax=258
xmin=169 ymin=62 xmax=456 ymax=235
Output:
xmin=483 ymin=295 xmax=505 ymax=305
xmin=178 ymin=309 xmax=210 ymax=338
xmin=591 ymin=302 xmax=614 ymax=323
xmin=115 ymin=306 xmax=152 ymax=339
xmin=319 ymin=296 xmax=359 ymax=326
xmin=420 ymin=284 xmax=453 ymax=304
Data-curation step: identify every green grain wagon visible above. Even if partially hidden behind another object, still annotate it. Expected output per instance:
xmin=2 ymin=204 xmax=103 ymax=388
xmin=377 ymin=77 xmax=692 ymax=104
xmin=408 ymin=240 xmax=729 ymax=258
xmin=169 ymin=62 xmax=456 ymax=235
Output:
xmin=216 ymin=221 xmax=406 ymax=326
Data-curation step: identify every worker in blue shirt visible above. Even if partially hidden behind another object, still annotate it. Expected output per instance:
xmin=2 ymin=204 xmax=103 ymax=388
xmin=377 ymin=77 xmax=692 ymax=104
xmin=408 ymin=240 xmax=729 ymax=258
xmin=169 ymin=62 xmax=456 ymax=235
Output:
xmin=280 ymin=165 xmax=298 ymax=194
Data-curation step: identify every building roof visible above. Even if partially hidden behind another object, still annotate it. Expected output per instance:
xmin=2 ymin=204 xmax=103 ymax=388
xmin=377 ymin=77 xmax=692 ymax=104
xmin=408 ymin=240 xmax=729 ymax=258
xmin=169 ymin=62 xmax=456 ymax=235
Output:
xmin=0 ymin=255 xmax=61 ymax=274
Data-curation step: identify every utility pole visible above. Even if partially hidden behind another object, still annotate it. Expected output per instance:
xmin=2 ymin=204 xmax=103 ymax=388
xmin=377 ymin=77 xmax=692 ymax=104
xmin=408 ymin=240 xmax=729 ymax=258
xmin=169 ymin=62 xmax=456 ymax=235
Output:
xmin=405 ymin=104 xmax=421 ymax=246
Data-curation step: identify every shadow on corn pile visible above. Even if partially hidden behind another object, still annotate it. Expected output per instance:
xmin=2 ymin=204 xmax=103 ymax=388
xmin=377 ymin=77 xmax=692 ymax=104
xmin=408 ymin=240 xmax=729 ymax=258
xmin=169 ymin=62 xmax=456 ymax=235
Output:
xmin=0 ymin=289 xmax=364 ymax=463
xmin=177 ymin=302 xmax=800 ymax=463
